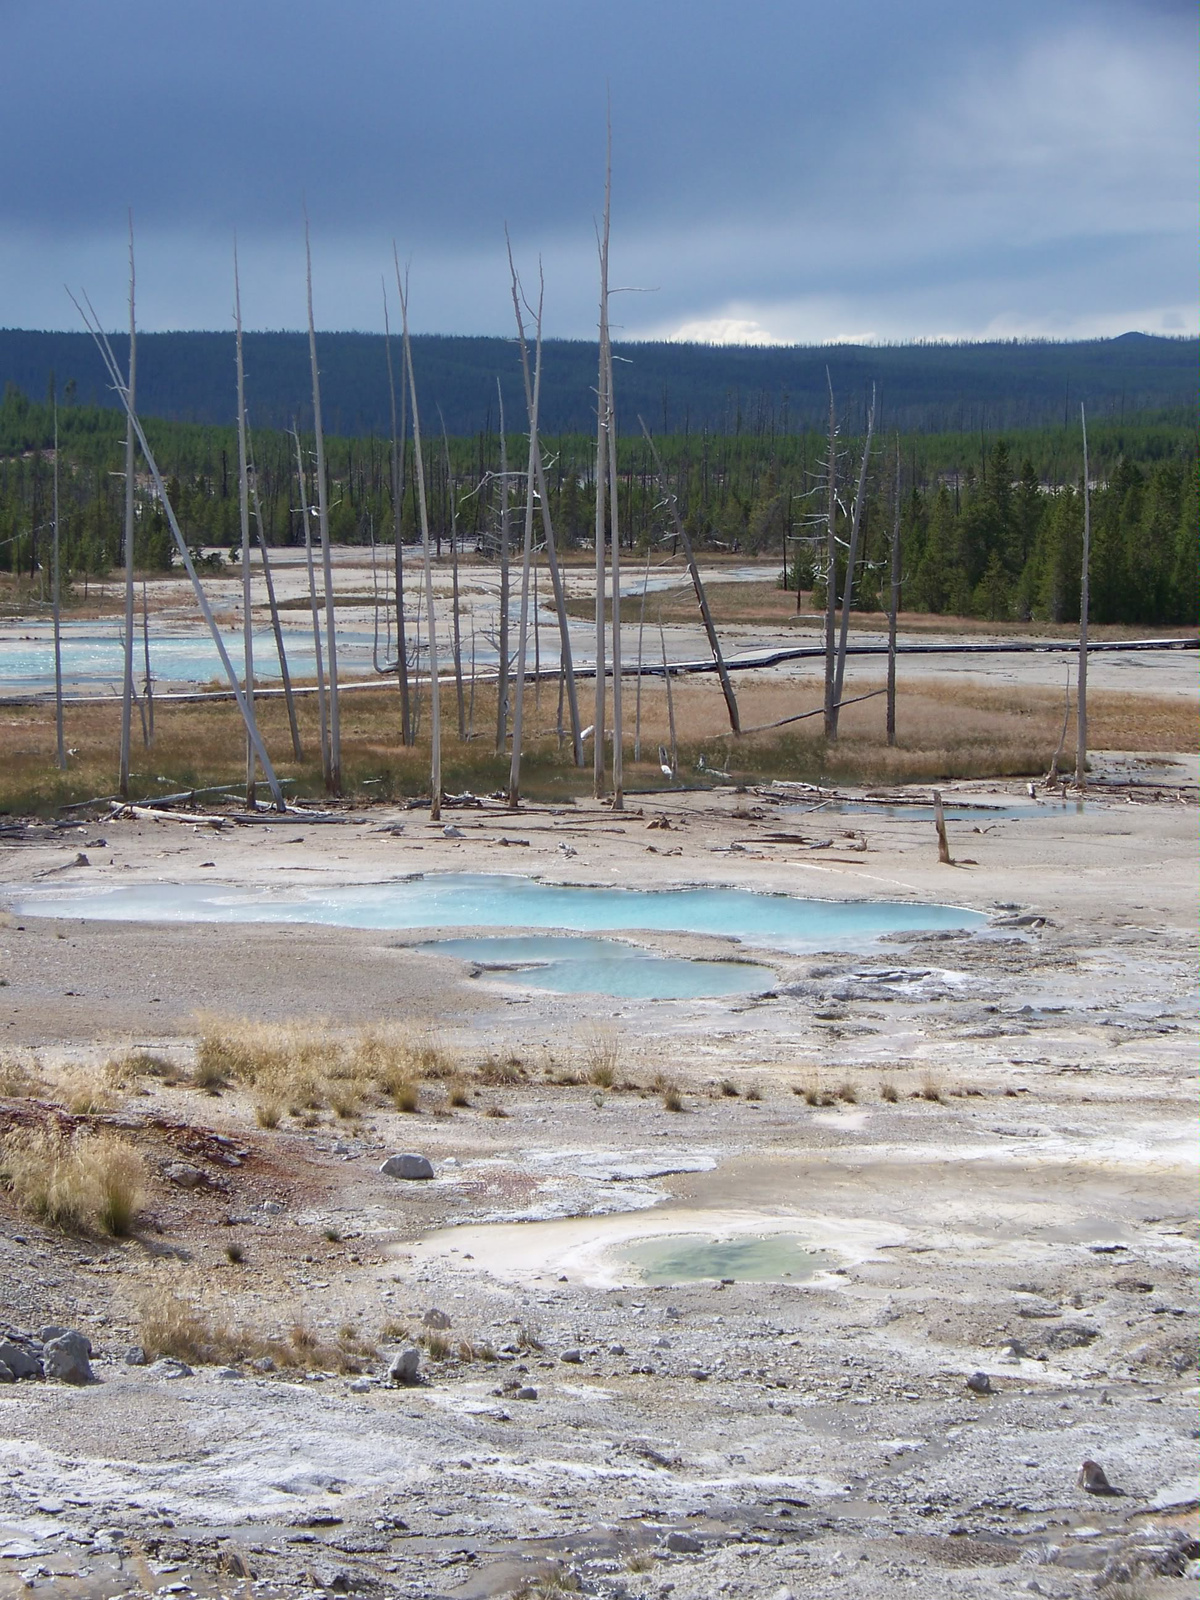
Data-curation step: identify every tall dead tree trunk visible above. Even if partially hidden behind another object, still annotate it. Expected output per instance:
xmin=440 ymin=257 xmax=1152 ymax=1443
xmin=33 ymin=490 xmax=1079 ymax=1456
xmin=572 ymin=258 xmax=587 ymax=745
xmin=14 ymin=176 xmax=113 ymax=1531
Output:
xmin=382 ymin=283 xmax=413 ymax=745
xmin=1076 ymin=403 xmax=1090 ymax=789
xmin=495 ymin=380 xmax=510 ymax=754
xmin=395 ymin=251 xmax=442 ymax=820
xmin=51 ymin=387 xmax=65 ymax=769
xmin=605 ymin=315 xmax=624 ymax=809
xmin=440 ymin=413 xmax=466 ymax=739
xmin=305 ymin=217 xmax=341 ymax=793
xmin=830 ymin=384 xmax=875 ymax=739
xmin=234 ymin=242 xmax=258 ymax=808
xmin=886 ymin=436 xmax=901 ymax=748
xmin=506 ymin=265 xmax=545 ymax=808
xmin=74 ymin=297 xmax=284 ymax=807
xmin=248 ymin=430 xmax=302 ymax=759
xmin=822 ymin=373 xmax=838 ymax=741
xmin=119 ymin=214 xmax=137 ymax=798
xmin=639 ymin=420 xmax=740 ymax=733
xmin=592 ymin=284 xmax=608 ymax=797
xmin=293 ymin=425 xmax=329 ymax=784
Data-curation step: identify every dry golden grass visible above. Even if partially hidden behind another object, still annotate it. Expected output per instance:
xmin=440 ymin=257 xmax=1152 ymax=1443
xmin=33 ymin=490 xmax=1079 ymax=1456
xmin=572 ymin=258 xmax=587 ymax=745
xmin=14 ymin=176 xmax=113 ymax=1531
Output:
xmin=3 ymin=648 xmax=1193 ymax=813
xmin=1 ymin=1126 xmax=145 ymax=1235
xmin=137 ymin=1275 xmax=375 ymax=1372
xmin=0 ymin=1052 xmax=43 ymax=1099
xmin=582 ymin=1027 xmax=620 ymax=1088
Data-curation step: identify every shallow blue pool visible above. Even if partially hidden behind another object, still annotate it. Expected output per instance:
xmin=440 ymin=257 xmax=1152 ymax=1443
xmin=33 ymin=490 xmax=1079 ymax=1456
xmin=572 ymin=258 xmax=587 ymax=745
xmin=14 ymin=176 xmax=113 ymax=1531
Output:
xmin=422 ymin=933 xmax=774 ymax=999
xmin=4 ymin=871 xmax=985 ymax=954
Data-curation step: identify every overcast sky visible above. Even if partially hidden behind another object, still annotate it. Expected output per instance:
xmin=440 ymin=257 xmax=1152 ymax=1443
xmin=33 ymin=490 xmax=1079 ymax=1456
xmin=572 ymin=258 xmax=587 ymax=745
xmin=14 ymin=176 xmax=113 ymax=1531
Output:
xmin=3 ymin=0 xmax=1195 ymax=343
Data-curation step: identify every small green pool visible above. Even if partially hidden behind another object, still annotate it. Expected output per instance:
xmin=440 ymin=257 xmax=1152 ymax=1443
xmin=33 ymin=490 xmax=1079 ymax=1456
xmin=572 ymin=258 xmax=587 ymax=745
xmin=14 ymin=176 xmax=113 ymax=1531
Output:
xmin=622 ymin=1232 xmax=826 ymax=1285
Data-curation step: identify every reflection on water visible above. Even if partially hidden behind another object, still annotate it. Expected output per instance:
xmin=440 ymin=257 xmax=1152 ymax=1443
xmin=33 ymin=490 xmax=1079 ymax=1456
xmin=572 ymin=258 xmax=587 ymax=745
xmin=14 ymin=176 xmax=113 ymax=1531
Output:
xmin=623 ymin=1232 xmax=825 ymax=1284
xmin=422 ymin=933 xmax=772 ymax=999
xmin=4 ymin=872 xmax=987 ymax=953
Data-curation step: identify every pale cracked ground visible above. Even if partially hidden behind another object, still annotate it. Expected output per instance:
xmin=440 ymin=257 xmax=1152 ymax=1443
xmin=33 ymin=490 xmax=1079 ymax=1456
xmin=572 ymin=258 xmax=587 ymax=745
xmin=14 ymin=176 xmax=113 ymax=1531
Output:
xmin=0 ymin=767 xmax=1195 ymax=1600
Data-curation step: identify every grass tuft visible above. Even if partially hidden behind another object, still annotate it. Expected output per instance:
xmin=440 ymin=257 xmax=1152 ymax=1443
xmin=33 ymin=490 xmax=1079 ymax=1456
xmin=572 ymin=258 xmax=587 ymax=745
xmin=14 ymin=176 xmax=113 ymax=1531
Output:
xmin=1 ymin=1126 xmax=144 ymax=1235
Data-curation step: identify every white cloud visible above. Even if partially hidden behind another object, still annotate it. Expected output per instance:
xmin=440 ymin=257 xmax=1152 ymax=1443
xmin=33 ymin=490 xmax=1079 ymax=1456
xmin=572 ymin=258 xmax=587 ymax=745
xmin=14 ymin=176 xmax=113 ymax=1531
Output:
xmin=664 ymin=316 xmax=785 ymax=346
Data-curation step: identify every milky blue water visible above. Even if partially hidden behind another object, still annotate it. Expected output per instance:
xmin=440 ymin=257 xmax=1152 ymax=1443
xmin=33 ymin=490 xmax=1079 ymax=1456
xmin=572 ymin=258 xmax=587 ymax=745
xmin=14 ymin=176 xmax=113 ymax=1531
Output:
xmin=793 ymin=800 xmax=1090 ymax=822
xmin=4 ymin=872 xmax=986 ymax=953
xmin=422 ymin=933 xmax=774 ymax=999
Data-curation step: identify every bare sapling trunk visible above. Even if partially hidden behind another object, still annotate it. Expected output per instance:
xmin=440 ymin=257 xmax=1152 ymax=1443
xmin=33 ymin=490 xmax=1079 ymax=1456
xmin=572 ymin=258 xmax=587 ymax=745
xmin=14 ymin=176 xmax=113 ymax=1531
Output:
xmin=1048 ymin=667 xmax=1072 ymax=783
xmin=822 ymin=373 xmax=838 ymax=740
xmin=634 ymin=540 xmax=651 ymax=760
xmin=73 ymin=297 xmax=284 ymax=806
xmin=120 ymin=214 xmax=137 ymax=798
xmin=1076 ymin=403 xmax=1090 ymax=789
xmin=830 ymin=384 xmax=876 ymax=738
xmin=234 ymin=242 xmax=259 ymax=808
xmin=305 ymin=216 xmax=341 ymax=794
xmin=592 ymin=177 xmax=610 ymax=799
xmin=932 ymin=790 xmax=952 ymax=864
xmin=395 ymin=249 xmax=442 ymax=820
xmin=248 ymin=431 xmax=301 ymax=759
xmin=886 ymin=436 xmax=901 ymax=747
xmin=659 ymin=614 xmax=677 ymax=778
xmin=382 ymin=283 xmax=413 ymax=744
xmin=639 ymin=419 xmax=740 ymax=733
xmin=51 ymin=387 xmax=65 ymax=768
xmin=506 ymin=265 xmax=545 ymax=808
xmin=141 ymin=580 xmax=154 ymax=745
xmin=495 ymin=380 xmax=511 ymax=754
xmin=440 ymin=413 xmax=466 ymax=738
xmin=293 ymin=425 xmax=329 ymax=784
xmin=504 ymin=232 xmax=583 ymax=765
xmin=605 ymin=320 xmax=624 ymax=809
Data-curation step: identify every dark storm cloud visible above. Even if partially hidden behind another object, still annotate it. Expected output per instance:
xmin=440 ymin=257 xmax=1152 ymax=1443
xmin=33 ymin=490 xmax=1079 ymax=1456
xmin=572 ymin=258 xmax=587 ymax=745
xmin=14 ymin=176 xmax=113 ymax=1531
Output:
xmin=2 ymin=0 xmax=1194 ymax=339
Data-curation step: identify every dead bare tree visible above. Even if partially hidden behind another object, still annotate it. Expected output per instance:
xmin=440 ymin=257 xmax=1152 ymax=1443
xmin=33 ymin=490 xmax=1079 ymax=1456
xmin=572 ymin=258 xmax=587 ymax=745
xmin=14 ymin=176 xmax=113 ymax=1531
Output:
xmin=73 ymin=293 xmax=284 ymax=808
xmin=305 ymin=216 xmax=341 ymax=793
xmin=507 ymin=265 xmax=545 ymax=808
xmin=395 ymin=249 xmax=442 ymax=820
xmin=495 ymin=379 xmax=511 ymax=754
xmin=293 ymin=425 xmax=329 ymax=784
xmin=119 ymin=214 xmax=137 ymax=799
xmin=504 ymin=231 xmax=584 ymax=766
xmin=1077 ymin=403 xmax=1090 ymax=789
xmin=248 ymin=427 xmax=302 ymax=759
xmin=633 ymin=540 xmax=651 ymax=760
xmin=592 ymin=136 xmax=612 ymax=799
xmin=382 ymin=283 xmax=413 ymax=744
xmin=830 ymin=384 xmax=876 ymax=739
xmin=140 ymin=579 xmax=154 ymax=746
xmin=639 ymin=420 xmax=740 ymax=734
xmin=604 ymin=299 xmax=624 ymax=809
xmin=51 ymin=386 xmax=65 ymax=769
xmin=439 ymin=410 xmax=466 ymax=738
xmin=234 ymin=242 xmax=258 ymax=807
xmin=822 ymin=373 xmax=838 ymax=740
xmin=886 ymin=436 xmax=901 ymax=748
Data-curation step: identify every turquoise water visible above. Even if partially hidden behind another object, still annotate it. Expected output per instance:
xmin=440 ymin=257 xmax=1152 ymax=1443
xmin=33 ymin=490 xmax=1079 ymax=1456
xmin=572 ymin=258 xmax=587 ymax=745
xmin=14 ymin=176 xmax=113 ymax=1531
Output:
xmin=422 ymin=934 xmax=774 ymax=999
xmin=791 ymin=801 xmax=1090 ymax=822
xmin=4 ymin=872 xmax=985 ymax=953
xmin=623 ymin=1232 xmax=825 ymax=1285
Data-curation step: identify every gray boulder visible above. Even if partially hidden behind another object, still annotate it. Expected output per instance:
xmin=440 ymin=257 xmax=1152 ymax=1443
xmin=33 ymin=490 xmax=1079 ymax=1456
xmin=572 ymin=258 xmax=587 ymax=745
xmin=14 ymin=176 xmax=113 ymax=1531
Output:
xmin=966 ymin=1371 xmax=993 ymax=1394
xmin=380 ymin=1153 xmax=434 ymax=1181
xmin=0 ymin=1362 xmax=14 ymax=1383
xmin=421 ymin=1308 xmax=451 ymax=1329
xmin=387 ymin=1347 xmax=421 ymax=1386
xmin=0 ymin=1340 xmax=40 ymax=1379
xmin=666 ymin=1531 xmax=702 ymax=1553
xmin=164 ymin=1162 xmax=207 ymax=1189
xmin=124 ymin=1345 xmax=148 ymax=1366
xmin=43 ymin=1332 xmax=94 ymax=1385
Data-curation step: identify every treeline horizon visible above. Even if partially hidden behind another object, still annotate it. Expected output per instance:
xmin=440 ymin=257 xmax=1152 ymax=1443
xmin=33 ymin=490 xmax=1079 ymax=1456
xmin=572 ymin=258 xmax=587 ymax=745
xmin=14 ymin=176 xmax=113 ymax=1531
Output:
xmin=0 ymin=327 xmax=1195 ymax=438
xmin=1 ymin=381 xmax=1195 ymax=629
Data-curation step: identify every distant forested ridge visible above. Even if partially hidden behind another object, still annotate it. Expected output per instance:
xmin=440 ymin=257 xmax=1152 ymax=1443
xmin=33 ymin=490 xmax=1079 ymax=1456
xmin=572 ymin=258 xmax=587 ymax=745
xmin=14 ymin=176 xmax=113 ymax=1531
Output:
xmin=0 ymin=328 xmax=1195 ymax=437
xmin=1 ymin=378 xmax=1195 ymax=628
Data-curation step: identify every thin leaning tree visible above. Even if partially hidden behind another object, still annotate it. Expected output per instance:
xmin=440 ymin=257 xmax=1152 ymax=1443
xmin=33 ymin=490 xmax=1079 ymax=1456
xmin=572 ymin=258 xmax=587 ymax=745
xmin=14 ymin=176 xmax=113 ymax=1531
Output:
xmin=505 ymin=261 xmax=545 ymax=808
xmin=395 ymin=249 xmax=442 ymax=820
xmin=119 ymin=213 xmax=137 ymax=799
xmin=829 ymin=384 xmax=876 ymax=740
xmin=51 ymin=382 xmax=65 ymax=769
xmin=233 ymin=241 xmax=258 ymax=807
xmin=305 ymin=215 xmax=341 ymax=793
xmin=382 ymin=283 xmax=413 ymax=744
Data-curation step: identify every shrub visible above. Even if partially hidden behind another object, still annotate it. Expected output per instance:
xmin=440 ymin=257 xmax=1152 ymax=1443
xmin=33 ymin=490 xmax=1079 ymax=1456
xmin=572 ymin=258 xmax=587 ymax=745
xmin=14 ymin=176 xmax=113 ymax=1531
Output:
xmin=1 ymin=1126 xmax=144 ymax=1235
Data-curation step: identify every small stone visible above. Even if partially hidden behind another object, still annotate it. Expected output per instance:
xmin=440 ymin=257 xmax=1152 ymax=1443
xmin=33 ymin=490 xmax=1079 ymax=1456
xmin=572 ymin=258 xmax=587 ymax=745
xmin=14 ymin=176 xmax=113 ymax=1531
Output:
xmin=559 ymin=1349 xmax=582 ymax=1364
xmin=43 ymin=1332 xmax=93 ymax=1385
xmin=347 ymin=1377 xmax=375 ymax=1393
xmin=515 ymin=1386 xmax=538 ymax=1400
xmin=124 ymin=1346 xmax=148 ymax=1366
xmin=387 ymin=1347 xmax=421 ymax=1386
xmin=966 ymin=1371 xmax=993 ymax=1394
xmin=215 ymin=1365 xmax=243 ymax=1380
xmin=422 ymin=1308 xmax=451 ymax=1329
xmin=148 ymin=1358 xmax=193 ymax=1380
xmin=261 ymin=1199 xmax=284 ymax=1215
xmin=442 ymin=824 xmax=465 ymax=838
xmin=1078 ymin=1459 xmax=1120 ymax=1495
xmin=163 ymin=1162 xmax=207 ymax=1189
xmin=0 ymin=1341 xmax=38 ymax=1379
xmin=379 ymin=1153 xmax=434 ymax=1181
xmin=689 ymin=1368 xmax=710 ymax=1381
xmin=609 ymin=1344 xmax=626 ymax=1356
xmin=665 ymin=1531 xmax=702 ymax=1553
xmin=253 ymin=1356 xmax=276 ymax=1372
